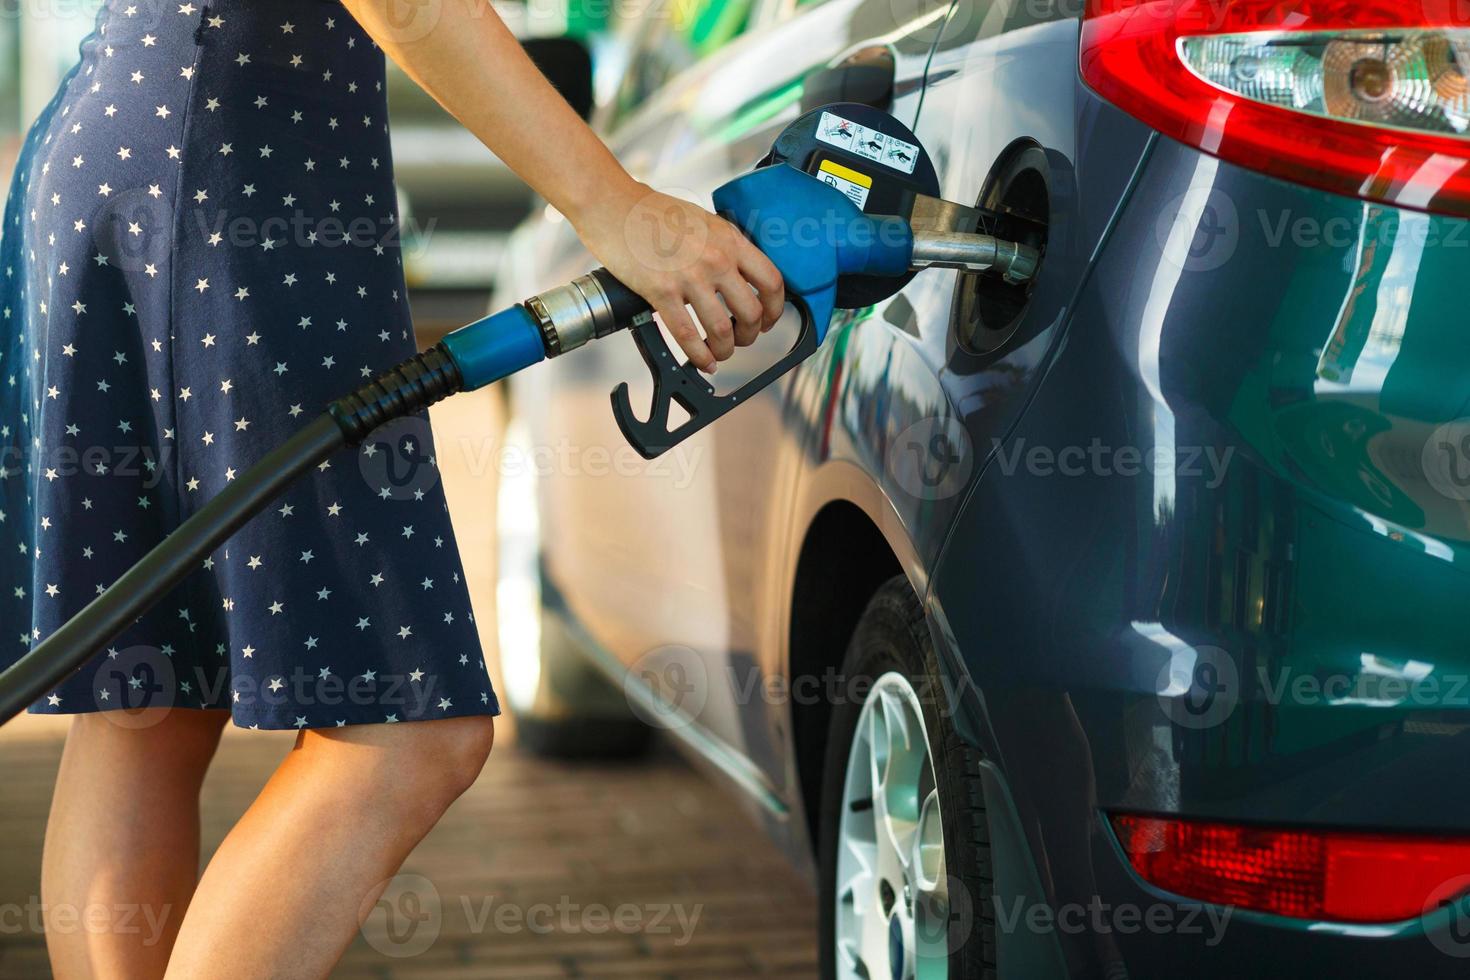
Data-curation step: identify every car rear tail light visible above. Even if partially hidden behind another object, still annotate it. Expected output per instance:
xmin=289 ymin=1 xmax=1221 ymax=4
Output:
xmin=1079 ymin=0 xmax=1470 ymax=217
xmin=1112 ymin=813 xmax=1470 ymax=922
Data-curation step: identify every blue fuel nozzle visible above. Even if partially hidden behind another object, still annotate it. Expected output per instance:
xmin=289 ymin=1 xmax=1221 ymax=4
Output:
xmin=711 ymin=164 xmax=914 ymax=346
xmin=436 ymin=105 xmax=1037 ymax=459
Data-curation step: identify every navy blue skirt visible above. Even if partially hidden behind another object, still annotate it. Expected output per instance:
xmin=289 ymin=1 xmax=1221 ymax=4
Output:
xmin=0 ymin=0 xmax=500 ymax=729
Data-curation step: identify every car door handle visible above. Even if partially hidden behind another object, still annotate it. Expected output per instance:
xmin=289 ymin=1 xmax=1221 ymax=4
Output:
xmin=800 ymin=46 xmax=895 ymax=114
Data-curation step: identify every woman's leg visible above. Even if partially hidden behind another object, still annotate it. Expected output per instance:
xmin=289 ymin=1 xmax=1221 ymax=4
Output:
xmin=42 ymin=708 xmax=230 ymax=980
xmin=164 ymin=714 xmax=495 ymax=979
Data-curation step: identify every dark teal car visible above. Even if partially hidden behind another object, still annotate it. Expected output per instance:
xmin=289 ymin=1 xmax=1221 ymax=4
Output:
xmin=494 ymin=0 xmax=1470 ymax=975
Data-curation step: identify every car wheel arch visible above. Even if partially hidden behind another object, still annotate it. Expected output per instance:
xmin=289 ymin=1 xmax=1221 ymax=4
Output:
xmin=783 ymin=463 xmax=939 ymax=856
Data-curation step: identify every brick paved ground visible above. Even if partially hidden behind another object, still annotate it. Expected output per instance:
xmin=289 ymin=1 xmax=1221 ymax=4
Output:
xmin=0 ymin=387 xmax=819 ymax=978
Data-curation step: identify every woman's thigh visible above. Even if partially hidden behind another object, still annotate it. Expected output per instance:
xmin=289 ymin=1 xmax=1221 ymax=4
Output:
xmin=58 ymin=708 xmax=232 ymax=792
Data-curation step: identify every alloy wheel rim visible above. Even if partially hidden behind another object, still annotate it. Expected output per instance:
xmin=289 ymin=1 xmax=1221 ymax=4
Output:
xmin=835 ymin=671 xmax=949 ymax=979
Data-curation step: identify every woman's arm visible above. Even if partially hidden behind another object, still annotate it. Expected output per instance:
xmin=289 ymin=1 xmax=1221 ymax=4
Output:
xmin=341 ymin=0 xmax=783 ymax=372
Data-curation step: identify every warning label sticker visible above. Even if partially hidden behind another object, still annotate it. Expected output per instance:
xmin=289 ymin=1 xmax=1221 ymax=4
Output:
xmin=816 ymin=158 xmax=872 ymax=209
xmin=815 ymin=110 xmax=919 ymax=175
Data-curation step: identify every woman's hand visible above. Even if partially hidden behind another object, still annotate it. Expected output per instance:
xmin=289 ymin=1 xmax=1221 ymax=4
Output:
xmin=345 ymin=1 xmax=782 ymax=370
xmin=570 ymin=181 xmax=785 ymax=374
xmin=345 ymin=1 xmax=782 ymax=372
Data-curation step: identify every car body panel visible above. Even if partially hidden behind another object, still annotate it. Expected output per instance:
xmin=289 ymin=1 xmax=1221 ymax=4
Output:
xmin=505 ymin=0 xmax=1152 ymax=884
xmin=501 ymin=0 xmax=1470 ymax=970
xmin=504 ymin=0 xmax=953 ymax=811
xmin=933 ymin=138 xmax=1470 ymax=831
xmin=928 ymin=134 xmax=1470 ymax=973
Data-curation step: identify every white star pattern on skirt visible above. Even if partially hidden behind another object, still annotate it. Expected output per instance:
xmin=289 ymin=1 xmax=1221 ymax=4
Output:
xmin=0 ymin=0 xmax=499 ymax=729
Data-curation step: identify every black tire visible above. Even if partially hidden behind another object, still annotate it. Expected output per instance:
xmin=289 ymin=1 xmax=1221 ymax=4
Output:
xmin=817 ymin=575 xmax=996 ymax=980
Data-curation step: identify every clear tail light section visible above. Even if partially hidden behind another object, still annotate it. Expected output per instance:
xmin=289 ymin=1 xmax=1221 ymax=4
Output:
xmin=1080 ymin=0 xmax=1470 ymax=217
xmin=1113 ymin=813 xmax=1470 ymax=923
xmin=1180 ymin=31 xmax=1470 ymax=135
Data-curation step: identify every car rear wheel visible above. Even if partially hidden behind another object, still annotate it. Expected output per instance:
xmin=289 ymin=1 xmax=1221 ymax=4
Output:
xmin=818 ymin=576 xmax=996 ymax=980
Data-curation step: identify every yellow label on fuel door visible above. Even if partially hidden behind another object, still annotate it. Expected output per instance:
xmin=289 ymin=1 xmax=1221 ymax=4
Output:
xmin=816 ymin=159 xmax=872 ymax=210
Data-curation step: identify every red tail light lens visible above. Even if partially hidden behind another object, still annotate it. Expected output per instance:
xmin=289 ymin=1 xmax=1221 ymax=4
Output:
xmin=1113 ymin=814 xmax=1470 ymax=922
xmin=1079 ymin=0 xmax=1470 ymax=217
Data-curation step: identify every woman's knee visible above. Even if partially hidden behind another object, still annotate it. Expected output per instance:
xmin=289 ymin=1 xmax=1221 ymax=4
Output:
xmin=309 ymin=714 xmax=495 ymax=807
xmin=429 ymin=714 xmax=496 ymax=795
xmin=389 ymin=714 xmax=495 ymax=818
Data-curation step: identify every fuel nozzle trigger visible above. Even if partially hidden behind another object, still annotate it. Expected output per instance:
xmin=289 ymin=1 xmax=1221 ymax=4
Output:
xmin=610 ymin=165 xmax=912 ymax=459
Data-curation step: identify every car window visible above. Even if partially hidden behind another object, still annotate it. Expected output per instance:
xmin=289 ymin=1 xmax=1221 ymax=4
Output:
xmin=607 ymin=0 xmax=756 ymax=128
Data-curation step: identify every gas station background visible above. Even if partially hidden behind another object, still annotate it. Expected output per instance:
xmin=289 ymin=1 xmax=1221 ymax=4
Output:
xmin=0 ymin=0 xmax=763 ymax=329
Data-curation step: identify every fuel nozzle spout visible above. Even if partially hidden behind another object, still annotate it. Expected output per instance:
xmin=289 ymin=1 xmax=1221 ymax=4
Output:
xmin=909 ymin=230 xmax=1040 ymax=284
xmin=519 ymin=223 xmax=1041 ymax=368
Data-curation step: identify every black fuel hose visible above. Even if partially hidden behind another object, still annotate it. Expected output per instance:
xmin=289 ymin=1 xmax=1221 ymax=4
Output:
xmin=0 ymin=264 xmax=658 ymax=726
xmin=0 ymin=345 xmax=464 ymax=725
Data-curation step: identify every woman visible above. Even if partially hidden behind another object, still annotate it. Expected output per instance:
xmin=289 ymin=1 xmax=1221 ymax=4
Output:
xmin=0 ymin=0 xmax=782 ymax=975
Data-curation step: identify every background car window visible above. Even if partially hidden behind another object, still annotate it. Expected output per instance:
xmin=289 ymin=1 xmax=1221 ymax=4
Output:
xmin=608 ymin=0 xmax=755 ymax=127
xmin=0 ymin=1 xmax=16 ymax=144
